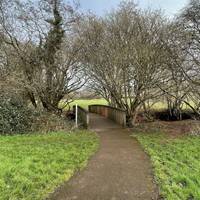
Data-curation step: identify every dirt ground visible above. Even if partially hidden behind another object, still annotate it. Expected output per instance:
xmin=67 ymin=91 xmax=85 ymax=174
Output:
xmin=48 ymin=114 xmax=159 ymax=200
xmin=133 ymin=119 xmax=199 ymax=138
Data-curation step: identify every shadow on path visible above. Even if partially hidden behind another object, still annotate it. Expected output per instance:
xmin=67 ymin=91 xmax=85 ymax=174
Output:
xmin=48 ymin=113 xmax=159 ymax=200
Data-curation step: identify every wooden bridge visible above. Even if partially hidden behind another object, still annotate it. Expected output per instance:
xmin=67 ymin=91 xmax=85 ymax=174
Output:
xmin=74 ymin=105 xmax=127 ymax=128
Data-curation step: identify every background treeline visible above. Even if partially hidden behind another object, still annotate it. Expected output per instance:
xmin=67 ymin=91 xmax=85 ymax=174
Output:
xmin=0 ymin=0 xmax=200 ymax=130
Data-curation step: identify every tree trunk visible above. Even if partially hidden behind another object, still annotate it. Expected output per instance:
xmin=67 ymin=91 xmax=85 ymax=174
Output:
xmin=126 ymin=114 xmax=134 ymax=127
xmin=28 ymin=92 xmax=37 ymax=108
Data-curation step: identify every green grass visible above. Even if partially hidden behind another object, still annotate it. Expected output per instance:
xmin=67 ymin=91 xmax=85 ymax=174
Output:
xmin=66 ymin=98 xmax=108 ymax=110
xmin=0 ymin=131 xmax=99 ymax=200
xmin=71 ymin=99 xmax=193 ymax=111
xmin=134 ymin=132 xmax=200 ymax=200
xmin=151 ymin=101 xmax=195 ymax=111
xmin=62 ymin=98 xmax=194 ymax=111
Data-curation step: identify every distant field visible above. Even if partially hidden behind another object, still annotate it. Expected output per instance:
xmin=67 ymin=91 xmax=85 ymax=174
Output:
xmin=134 ymin=132 xmax=200 ymax=199
xmin=60 ymin=98 xmax=194 ymax=111
xmin=60 ymin=99 xmax=108 ymax=110
xmin=0 ymin=131 xmax=98 ymax=200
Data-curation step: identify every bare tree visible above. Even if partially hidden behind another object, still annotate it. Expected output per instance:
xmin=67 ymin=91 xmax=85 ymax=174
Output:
xmin=0 ymin=0 xmax=84 ymax=112
xmin=79 ymin=2 xmax=169 ymax=126
xmin=164 ymin=0 xmax=200 ymax=116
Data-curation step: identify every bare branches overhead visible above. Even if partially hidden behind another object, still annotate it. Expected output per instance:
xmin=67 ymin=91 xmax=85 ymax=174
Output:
xmin=0 ymin=0 xmax=83 ymax=112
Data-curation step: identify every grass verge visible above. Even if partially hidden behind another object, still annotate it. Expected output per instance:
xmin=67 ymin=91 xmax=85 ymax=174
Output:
xmin=134 ymin=132 xmax=200 ymax=200
xmin=0 ymin=131 xmax=99 ymax=200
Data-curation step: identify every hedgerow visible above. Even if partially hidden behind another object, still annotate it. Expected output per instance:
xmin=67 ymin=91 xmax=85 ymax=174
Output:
xmin=0 ymin=94 xmax=33 ymax=134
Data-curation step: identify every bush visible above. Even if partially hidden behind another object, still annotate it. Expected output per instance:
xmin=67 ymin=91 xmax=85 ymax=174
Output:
xmin=0 ymin=93 xmax=74 ymax=134
xmin=31 ymin=111 xmax=73 ymax=133
xmin=0 ymin=94 xmax=33 ymax=134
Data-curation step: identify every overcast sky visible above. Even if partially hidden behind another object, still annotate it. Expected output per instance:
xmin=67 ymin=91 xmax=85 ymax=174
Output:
xmin=77 ymin=0 xmax=189 ymax=18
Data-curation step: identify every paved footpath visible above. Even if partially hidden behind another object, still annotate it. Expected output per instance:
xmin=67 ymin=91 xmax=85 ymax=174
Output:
xmin=48 ymin=113 xmax=159 ymax=200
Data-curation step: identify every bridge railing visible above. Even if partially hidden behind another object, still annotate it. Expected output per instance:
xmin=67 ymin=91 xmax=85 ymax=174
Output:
xmin=73 ymin=106 xmax=89 ymax=128
xmin=89 ymin=105 xmax=126 ymax=127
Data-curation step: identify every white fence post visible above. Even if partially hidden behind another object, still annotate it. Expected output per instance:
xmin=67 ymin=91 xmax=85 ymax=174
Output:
xmin=75 ymin=104 xmax=78 ymax=128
